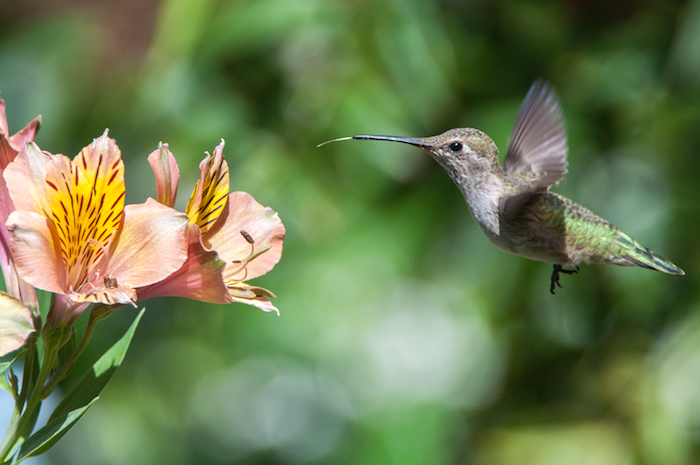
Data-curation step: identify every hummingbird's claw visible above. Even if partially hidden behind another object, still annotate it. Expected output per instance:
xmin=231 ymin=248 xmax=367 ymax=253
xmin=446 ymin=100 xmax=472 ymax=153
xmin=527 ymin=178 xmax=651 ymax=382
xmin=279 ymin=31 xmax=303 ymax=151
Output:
xmin=550 ymin=264 xmax=578 ymax=294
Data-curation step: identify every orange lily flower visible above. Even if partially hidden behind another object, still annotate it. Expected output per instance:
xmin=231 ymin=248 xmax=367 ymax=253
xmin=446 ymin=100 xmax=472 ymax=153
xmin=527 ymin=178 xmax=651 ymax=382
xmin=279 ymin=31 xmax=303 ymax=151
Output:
xmin=4 ymin=131 xmax=190 ymax=324
xmin=139 ymin=141 xmax=284 ymax=313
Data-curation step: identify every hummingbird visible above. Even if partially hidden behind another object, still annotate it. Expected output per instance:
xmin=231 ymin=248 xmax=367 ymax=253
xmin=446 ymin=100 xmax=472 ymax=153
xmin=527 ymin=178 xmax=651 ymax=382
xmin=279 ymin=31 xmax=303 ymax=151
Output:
xmin=318 ymin=81 xmax=684 ymax=293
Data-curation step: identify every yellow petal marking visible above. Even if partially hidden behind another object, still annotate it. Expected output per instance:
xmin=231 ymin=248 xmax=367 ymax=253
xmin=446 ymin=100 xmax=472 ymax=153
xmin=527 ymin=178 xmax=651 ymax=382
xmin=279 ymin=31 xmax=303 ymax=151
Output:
xmin=185 ymin=146 xmax=229 ymax=234
xmin=45 ymin=135 xmax=125 ymax=291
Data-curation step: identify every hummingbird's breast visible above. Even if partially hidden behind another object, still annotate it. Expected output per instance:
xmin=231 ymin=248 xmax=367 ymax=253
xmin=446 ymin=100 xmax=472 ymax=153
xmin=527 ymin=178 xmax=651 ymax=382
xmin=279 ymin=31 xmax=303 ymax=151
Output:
xmin=452 ymin=164 xmax=600 ymax=266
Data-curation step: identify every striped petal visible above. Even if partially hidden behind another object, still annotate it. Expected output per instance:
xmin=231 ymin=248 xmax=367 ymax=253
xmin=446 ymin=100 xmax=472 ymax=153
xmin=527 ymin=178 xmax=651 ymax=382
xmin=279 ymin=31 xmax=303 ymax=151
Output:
xmin=65 ymin=199 xmax=188 ymax=307
xmin=44 ymin=131 xmax=125 ymax=291
xmin=69 ymin=281 xmax=138 ymax=308
xmin=185 ymin=140 xmax=229 ymax=234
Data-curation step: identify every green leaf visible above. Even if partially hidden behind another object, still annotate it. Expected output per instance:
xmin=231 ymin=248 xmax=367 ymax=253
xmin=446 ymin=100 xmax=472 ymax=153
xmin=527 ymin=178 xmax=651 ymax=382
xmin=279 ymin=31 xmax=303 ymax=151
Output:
xmin=48 ymin=308 xmax=145 ymax=423
xmin=0 ymin=348 xmax=27 ymax=395
xmin=0 ymin=349 xmax=25 ymax=379
xmin=0 ymin=369 xmax=11 ymax=393
xmin=13 ymin=399 xmax=97 ymax=463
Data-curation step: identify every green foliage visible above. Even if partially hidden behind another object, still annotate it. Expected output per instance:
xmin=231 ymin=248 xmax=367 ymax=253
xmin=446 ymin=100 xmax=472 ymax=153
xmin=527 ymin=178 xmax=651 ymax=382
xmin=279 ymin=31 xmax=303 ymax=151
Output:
xmin=11 ymin=309 xmax=145 ymax=462
xmin=47 ymin=309 xmax=144 ymax=424
xmin=0 ymin=308 xmax=144 ymax=464
xmin=15 ymin=399 xmax=97 ymax=463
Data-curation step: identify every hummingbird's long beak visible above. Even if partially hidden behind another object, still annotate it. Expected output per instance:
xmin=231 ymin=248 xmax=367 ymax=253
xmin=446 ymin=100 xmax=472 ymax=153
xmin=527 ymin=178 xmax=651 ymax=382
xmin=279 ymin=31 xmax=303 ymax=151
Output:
xmin=317 ymin=135 xmax=428 ymax=148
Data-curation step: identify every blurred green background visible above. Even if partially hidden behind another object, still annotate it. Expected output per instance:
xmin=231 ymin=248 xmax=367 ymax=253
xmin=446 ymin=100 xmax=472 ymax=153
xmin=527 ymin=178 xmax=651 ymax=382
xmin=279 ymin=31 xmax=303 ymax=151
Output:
xmin=2 ymin=0 xmax=700 ymax=463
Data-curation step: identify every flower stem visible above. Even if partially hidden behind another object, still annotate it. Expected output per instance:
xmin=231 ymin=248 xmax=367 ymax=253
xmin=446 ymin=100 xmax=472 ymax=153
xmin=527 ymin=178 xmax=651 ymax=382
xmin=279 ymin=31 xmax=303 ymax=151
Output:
xmin=0 ymin=336 xmax=36 ymax=461
xmin=40 ymin=305 xmax=115 ymax=400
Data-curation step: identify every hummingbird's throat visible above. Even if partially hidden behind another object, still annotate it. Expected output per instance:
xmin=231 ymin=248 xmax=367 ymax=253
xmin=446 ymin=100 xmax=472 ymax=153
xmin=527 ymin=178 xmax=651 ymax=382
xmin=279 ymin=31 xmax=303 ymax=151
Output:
xmin=453 ymin=170 xmax=503 ymax=236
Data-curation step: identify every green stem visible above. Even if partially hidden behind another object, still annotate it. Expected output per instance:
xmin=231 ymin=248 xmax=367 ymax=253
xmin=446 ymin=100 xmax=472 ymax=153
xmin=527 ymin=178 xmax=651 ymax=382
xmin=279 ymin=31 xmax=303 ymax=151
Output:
xmin=0 ymin=336 xmax=36 ymax=461
xmin=0 ymin=407 xmax=21 ymax=464
xmin=40 ymin=305 xmax=115 ymax=400
xmin=16 ymin=333 xmax=39 ymax=412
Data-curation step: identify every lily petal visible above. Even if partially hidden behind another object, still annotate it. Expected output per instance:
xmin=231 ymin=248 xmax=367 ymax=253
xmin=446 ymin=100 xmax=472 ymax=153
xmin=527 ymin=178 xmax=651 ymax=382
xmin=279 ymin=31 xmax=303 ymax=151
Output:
xmin=0 ymin=291 xmax=34 ymax=356
xmin=48 ymin=294 xmax=91 ymax=326
xmin=6 ymin=210 xmax=64 ymax=294
xmin=0 ymin=103 xmax=41 ymax=308
xmin=0 ymin=99 xmax=41 ymax=149
xmin=70 ymin=284 xmax=138 ymax=308
xmin=185 ymin=140 xmax=229 ymax=234
xmin=43 ymin=132 xmax=125 ymax=290
xmin=230 ymin=294 xmax=279 ymax=315
xmin=72 ymin=131 xmax=125 ymax=225
xmin=105 ymin=198 xmax=189 ymax=288
xmin=148 ymin=142 xmax=180 ymax=208
xmin=137 ymin=224 xmax=231 ymax=303
xmin=0 ymin=100 xmax=7 ymax=136
xmin=8 ymin=116 xmax=42 ymax=152
xmin=204 ymin=191 xmax=285 ymax=281
xmin=0 ymin=100 xmax=39 ymax=150
xmin=4 ymin=142 xmax=51 ymax=215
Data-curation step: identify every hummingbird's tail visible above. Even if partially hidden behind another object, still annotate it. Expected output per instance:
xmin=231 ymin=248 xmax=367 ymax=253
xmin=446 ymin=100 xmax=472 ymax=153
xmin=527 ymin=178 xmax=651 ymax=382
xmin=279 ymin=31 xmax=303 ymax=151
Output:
xmin=620 ymin=241 xmax=685 ymax=275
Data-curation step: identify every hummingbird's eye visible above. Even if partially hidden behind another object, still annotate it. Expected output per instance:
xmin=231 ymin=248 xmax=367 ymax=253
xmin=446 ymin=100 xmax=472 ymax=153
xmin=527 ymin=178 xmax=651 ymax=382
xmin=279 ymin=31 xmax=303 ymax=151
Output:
xmin=448 ymin=141 xmax=463 ymax=153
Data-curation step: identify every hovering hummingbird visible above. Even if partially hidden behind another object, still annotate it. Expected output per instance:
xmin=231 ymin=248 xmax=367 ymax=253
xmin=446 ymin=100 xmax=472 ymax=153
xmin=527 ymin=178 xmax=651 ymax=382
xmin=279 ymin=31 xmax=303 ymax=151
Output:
xmin=318 ymin=81 xmax=684 ymax=293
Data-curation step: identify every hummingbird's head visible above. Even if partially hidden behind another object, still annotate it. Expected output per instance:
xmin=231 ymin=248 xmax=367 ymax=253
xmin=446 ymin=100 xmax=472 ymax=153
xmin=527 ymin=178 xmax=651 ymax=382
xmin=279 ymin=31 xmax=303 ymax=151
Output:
xmin=413 ymin=128 xmax=501 ymax=179
xmin=317 ymin=128 xmax=501 ymax=181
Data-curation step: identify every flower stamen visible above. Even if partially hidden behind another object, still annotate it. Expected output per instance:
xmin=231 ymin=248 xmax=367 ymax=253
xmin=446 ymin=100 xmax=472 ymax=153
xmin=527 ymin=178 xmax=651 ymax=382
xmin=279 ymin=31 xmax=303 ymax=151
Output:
xmin=104 ymin=276 xmax=118 ymax=288
xmin=227 ymin=230 xmax=272 ymax=282
xmin=72 ymin=232 xmax=116 ymax=294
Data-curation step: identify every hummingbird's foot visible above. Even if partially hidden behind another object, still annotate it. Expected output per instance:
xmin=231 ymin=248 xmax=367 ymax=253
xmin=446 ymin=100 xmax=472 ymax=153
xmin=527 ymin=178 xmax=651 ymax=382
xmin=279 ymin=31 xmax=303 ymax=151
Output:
xmin=550 ymin=264 xmax=579 ymax=294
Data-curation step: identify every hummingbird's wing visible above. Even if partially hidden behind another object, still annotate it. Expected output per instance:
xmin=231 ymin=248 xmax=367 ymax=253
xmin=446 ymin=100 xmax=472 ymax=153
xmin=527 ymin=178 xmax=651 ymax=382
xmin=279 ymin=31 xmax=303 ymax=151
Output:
xmin=503 ymin=80 xmax=568 ymax=188
xmin=500 ymin=81 xmax=568 ymax=216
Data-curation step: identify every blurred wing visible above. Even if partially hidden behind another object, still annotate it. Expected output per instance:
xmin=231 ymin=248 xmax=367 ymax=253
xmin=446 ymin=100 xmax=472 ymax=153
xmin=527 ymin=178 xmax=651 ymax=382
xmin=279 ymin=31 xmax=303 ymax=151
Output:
xmin=503 ymin=80 xmax=568 ymax=189
xmin=500 ymin=81 xmax=568 ymax=217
